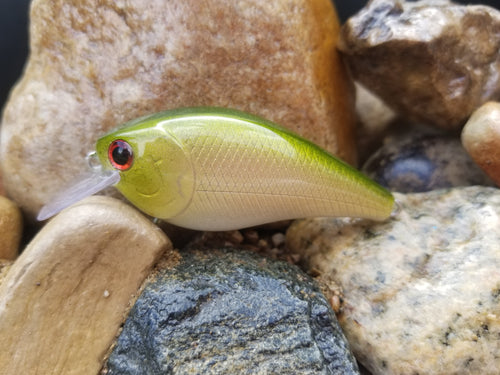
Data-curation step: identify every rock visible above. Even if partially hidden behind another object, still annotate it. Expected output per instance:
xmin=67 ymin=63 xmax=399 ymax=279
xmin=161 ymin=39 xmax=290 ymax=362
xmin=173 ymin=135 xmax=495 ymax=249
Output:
xmin=0 ymin=259 xmax=13 ymax=287
xmin=462 ymin=101 xmax=500 ymax=186
xmin=0 ymin=196 xmax=22 ymax=260
xmin=339 ymin=0 xmax=500 ymax=130
xmin=188 ymin=228 xmax=294 ymax=262
xmin=355 ymin=82 xmax=397 ymax=163
xmin=362 ymin=132 xmax=493 ymax=192
xmin=0 ymin=196 xmax=171 ymax=375
xmin=1 ymin=0 xmax=356 ymax=220
xmin=0 ymin=169 xmax=5 ymax=197
xmin=286 ymin=186 xmax=500 ymax=375
xmin=104 ymin=248 xmax=360 ymax=375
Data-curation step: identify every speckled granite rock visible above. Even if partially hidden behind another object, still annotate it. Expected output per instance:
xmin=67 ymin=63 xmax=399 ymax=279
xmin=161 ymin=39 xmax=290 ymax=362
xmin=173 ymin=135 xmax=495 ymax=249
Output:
xmin=462 ymin=102 xmax=500 ymax=186
xmin=1 ymin=0 xmax=356 ymax=220
xmin=0 ymin=196 xmax=22 ymax=260
xmin=0 ymin=196 xmax=170 ymax=375
xmin=362 ymin=133 xmax=493 ymax=192
xmin=104 ymin=248 xmax=359 ymax=375
xmin=287 ymin=186 xmax=500 ymax=375
xmin=339 ymin=0 xmax=500 ymax=130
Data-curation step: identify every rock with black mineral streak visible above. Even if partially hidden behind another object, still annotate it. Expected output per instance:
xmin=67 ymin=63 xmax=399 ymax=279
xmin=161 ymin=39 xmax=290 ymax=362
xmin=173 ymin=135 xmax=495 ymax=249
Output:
xmin=104 ymin=248 xmax=360 ymax=375
xmin=339 ymin=0 xmax=500 ymax=130
xmin=287 ymin=186 xmax=500 ymax=375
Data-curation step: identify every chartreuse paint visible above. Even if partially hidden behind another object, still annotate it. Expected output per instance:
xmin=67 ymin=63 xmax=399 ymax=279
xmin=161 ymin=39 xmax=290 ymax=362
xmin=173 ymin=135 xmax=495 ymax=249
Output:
xmin=38 ymin=107 xmax=394 ymax=230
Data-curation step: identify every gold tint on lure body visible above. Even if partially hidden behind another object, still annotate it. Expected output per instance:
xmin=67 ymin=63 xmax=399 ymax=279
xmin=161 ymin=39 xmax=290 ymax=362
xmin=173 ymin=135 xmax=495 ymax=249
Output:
xmin=95 ymin=107 xmax=394 ymax=231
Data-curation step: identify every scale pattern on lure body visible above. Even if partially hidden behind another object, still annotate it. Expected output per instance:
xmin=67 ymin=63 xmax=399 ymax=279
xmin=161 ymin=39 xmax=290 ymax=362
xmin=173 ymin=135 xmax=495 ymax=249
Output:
xmin=97 ymin=107 xmax=394 ymax=230
xmin=39 ymin=107 xmax=394 ymax=230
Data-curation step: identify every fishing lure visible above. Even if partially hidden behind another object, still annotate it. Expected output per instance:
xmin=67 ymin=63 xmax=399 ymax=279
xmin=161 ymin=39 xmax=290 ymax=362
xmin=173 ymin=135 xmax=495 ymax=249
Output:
xmin=38 ymin=107 xmax=395 ymax=230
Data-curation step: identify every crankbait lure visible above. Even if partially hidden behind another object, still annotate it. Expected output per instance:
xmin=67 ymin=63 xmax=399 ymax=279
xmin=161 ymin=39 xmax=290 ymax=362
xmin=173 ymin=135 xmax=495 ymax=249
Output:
xmin=38 ymin=107 xmax=394 ymax=230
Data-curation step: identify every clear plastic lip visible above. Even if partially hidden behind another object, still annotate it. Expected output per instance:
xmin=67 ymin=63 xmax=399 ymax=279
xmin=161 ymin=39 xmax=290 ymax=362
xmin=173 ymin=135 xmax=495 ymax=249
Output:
xmin=37 ymin=170 xmax=120 ymax=221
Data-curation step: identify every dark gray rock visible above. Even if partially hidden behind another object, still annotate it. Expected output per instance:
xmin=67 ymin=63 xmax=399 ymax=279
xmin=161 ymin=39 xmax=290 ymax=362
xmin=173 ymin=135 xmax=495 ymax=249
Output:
xmin=104 ymin=248 xmax=359 ymax=375
xmin=362 ymin=133 xmax=493 ymax=192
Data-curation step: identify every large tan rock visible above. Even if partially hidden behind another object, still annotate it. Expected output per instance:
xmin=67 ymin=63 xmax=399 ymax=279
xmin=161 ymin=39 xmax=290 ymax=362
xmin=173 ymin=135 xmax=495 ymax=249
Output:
xmin=1 ymin=0 xmax=355 ymax=220
xmin=0 ymin=196 xmax=171 ymax=375
xmin=0 ymin=196 xmax=22 ymax=260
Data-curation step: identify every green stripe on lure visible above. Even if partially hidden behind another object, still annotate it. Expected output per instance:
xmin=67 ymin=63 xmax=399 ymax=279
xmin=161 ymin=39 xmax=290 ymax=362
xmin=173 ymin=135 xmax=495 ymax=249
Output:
xmin=38 ymin=107 xmax=395 ymax=230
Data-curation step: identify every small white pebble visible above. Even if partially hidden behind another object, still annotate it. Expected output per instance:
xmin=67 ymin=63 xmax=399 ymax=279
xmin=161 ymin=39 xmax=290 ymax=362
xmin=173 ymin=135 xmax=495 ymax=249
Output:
xmin=271 ymin=232 xmax=286 ymax=247
xmin=103 ymin=290 xmax=110 ymax=298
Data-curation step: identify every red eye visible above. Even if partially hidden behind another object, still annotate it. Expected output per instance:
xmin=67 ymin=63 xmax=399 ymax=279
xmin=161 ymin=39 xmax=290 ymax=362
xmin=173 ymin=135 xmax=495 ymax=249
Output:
xmin=108 ymin=140 xmax=133 ymax=170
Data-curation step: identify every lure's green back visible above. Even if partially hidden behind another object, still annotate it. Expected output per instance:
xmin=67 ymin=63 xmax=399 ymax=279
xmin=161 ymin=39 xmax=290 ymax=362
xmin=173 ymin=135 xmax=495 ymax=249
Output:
xmin=96 ymin=107 xmax=394 ymax=230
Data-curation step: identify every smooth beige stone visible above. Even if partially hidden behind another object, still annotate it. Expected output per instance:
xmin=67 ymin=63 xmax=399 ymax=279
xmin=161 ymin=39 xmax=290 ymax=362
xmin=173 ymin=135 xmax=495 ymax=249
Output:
xmin=462 ymin=102 xmax=500 ymax=186
xmin=0 ymin=196 xmax=22 ymax=260
xmin=355 ymin=82 xmax=396 ymax=135
xmin=355 ymin=82 xmax=397 ymax=162
xmin=1 ymin=0 xmax=356 ymax=221
xmin=0 ymin=260 xmax=13 ymax=288
xmin=287 ymin=186 xmax=500 ymax=375
xmin=0 ymin=196 xmax=171 ymax=375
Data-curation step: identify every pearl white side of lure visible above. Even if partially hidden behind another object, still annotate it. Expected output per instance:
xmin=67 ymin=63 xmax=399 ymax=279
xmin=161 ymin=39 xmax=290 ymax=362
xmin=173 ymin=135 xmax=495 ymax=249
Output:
xmin=38 ymin=107 xmax=395 ymax=230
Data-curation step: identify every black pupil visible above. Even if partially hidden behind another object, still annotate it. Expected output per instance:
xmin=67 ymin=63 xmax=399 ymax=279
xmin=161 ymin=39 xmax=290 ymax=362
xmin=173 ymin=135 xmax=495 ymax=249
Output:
xmin=112 ymin=143 xmax=131 ymax=165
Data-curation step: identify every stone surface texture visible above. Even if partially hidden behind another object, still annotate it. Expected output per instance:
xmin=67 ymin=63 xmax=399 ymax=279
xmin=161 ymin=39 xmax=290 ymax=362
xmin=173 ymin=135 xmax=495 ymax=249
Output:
xmin=355 ymin=83 xmax=396 ymax=134
xmin=0 ymin=170 xmax=5 ymax=197
xmin=1 ymin=0 xmax=356 ymax=220
xmin=287 ymin=186 xmax=500 ymax=375
xmin=362 ymin=132 xmax=493 ymax=192
xmin=339 ymin=0 xmax=500 ymax=130
xmin=0 ymin=196 xmax=22 ymax=260
xmin=462 ymin=101 xmax=500 ymax=186
xmin=355 ymin=82 xmax=397 ymax=163
xmin=0 ymin=196 xmax=171 ymax=375
xmin=0 ymin=259 xmax=13 ymax=287
xmin=104 ymin=248 xmax=359 ymax=375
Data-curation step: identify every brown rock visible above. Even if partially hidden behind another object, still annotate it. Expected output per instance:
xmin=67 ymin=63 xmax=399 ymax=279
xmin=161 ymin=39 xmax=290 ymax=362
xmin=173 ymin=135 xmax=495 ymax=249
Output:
xmin=0 ymin=196 xmax=22 ymax=260
xmin=339 ymin=0 xmax=500 ymax=130
xmin=462 ymin=102 xmax=500 ymax=186
xmin=1 ymin=0 xmax=355 ymax=220
xmin=0 ymin=196 xmax=171 ymax=375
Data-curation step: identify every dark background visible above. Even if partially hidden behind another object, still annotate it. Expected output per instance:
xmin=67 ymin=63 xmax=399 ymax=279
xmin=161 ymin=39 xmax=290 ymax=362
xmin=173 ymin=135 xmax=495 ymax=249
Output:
xmin=1 ymin=0 xmax=500 ymax=110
